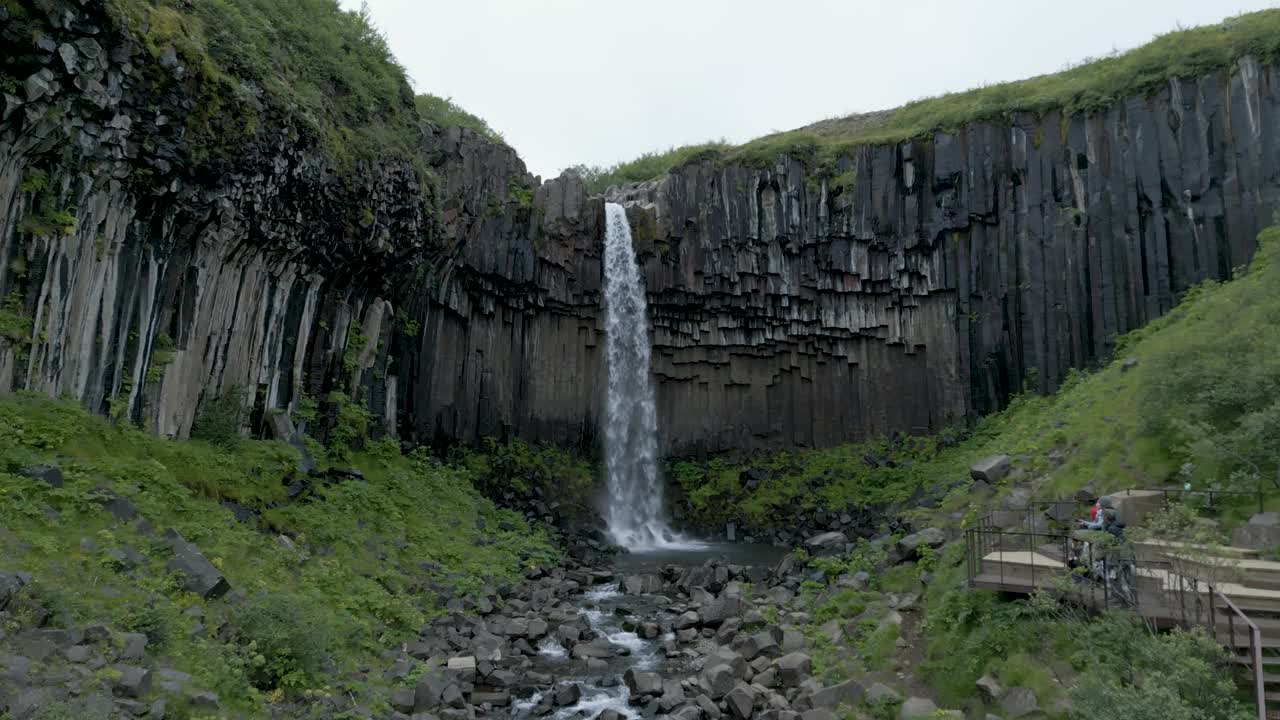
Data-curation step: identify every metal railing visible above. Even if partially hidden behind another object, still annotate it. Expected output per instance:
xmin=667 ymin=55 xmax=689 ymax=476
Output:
xmin=964 ymin=524 xmax=1139 ymax=612
xmin=967 ymin=504 xmax=1269 ymax=717
xmin=1131 ymin=486 xmax=1266 ymax=514
xmin=1167 ymin=571 xmax=1267 ymax=720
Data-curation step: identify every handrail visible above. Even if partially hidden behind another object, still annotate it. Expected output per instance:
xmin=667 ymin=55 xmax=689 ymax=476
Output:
xmin=966 ymin=515 xmax=1269 ymax=719
xmin=1207 ymin=583 xmax=1266 ymax=720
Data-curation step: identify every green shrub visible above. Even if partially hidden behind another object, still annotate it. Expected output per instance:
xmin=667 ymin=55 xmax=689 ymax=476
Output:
xmin=415 ymin=94 xmax=504 ymax=144
xmin=190 ymin=387 xmax=245 ymax=450
xmin=1068 ymin=614 xmax=1247 ymax=720
xmin=229 ymin=592 xmax=334 ymax=690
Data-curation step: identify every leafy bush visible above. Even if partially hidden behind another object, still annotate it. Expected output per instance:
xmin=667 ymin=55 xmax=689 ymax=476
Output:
xmin=456 ymin=438 xmax=596 ymax=521
xmin=104 ymin=0 xmax=421 ymax=170
xmin=190 ymin=387 xmax=245 ymax=450
xmin=415 ymin=94 xmax=504 ymax=144
xmin=1068 ymin=614 xmax=1247 ymax=720
xmin=229 ymin=592 xmax=334 ymax=690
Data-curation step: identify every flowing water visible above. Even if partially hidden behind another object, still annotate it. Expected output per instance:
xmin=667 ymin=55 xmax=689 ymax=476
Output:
xmin=601 ymin=203 xmax=699 ymax=552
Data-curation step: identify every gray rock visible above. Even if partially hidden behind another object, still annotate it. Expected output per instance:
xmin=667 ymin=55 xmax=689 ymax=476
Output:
xmin=774 ymin=652 xmax=811 ymax=687
xmin=19 ymin=465 xmax=63 ymax=488
xmin=390 ymin=688 xmax=416 ymax=713
xmin=186 ymin=691 xmax=220 ymax=709
xmin=554 ymin=682 xmax=581 ymax=706
xmin=1000 ymin=687 xmax=1038 ymax=719
xmin=866 ymin=683 xmax=901 ymax=704
xmin=414 ymin=671 xmax=449 ymax=711
xmin=441 ymin=684 xmax=465 ymax=708
xmin=0 ymin=571 xmax=26 ymax=611
xmin=899 ymin=697 xmax=937 ymax=719
xmin=726 ymin=683 xmax=756 ymax=720
xmin=700 ymin=662 xmax=738 ymax=699
xmin=897 ymin=528 xmax=945 ymax=557
xmin=801 ymin=710 xmax=836 ymax=720
xmin=120 ymin=632 xmax=148 ymax=661
xmin=95 ymin=488 xmax=140 ymax=523
xmin=111 ymin=665 xmax=152 ymax=698
xmin=674 ymin=705 xmax=703 ymax=720
xmin=162 ymin=530 xmax=229 ymax=599
xmin=975 ymin=675 xmax=1004 ymax=703
xmin=675 ymin=610 xmax=701 ymax=629
xmin=24 ymin=68 xmax=55 ymax=102
xmin=810 ymin=679 xmax=864 ymax=709
xmin=970 ymin=455 xmax=1011 ymax=483
xmin=624 ymin=668 xmax=663 ymax=697
xmin=737 ymin=631 xmax=779 ymax=660
xmin=804 ymin=532 xmax=847 ymax=550
xmin=697 ymin=693 xmax=723 ymax=719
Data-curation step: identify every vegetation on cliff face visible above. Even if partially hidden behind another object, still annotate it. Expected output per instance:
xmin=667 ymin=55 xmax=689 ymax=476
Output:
xmin=0 ymin=393 xmax=556 ymax=714
xmin=580 ymin=9 xmax=1280 ymax=191
xmin=94 ymin=0 xmax=419 ymax=171
xmin=415 ymin=94 xmax=505 ymax=144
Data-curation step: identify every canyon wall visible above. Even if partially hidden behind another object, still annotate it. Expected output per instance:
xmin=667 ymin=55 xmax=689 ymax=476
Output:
xmin=614 ymin=56 xmax=1280 ymax=453
xmin=2 ymin=0 xmax=1278 ymax=456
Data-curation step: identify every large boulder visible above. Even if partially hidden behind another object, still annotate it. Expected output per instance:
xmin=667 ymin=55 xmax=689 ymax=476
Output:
xmin=1233 ymin=512 xmax=1280 ymax=550
xmin=1000 ymin=687 xmax=1038 ymax=719
xmin=623 ymin=668 xmax=663 ymax=698
xmin=162 ymin=530 xmax=229 ymax=599
xmin=804 ymin=532 xmax=847 ymax=551
xmin=700 ymin=662 xmax=738 ymax=699
xmin=0 ymin=571 xmax=27 ymax=611
xmin=975 ymin=675 xmax=1004 ymax=703
xmin=737 ymin=630 xmax=779 ymax=660
xmin=897 ymin=528 xmax=945 ymax=558
xmin=810 ymin=679 xmax=865 ymax=710
xmin=774 ymin=652 xmax=811 ymax=687
xmin=899 ymin=697 xmax=937 ymax=719
xmin=970 ymin=455 xmax=1011 ymax=483
xmin=725 ymin=683 xmax=757 ymax=720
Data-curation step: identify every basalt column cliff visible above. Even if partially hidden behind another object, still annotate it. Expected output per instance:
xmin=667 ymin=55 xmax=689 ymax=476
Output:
xmin=613 ymin=57 xmax=1280 ymax=453
xmin=2 ymin=1 xmax=1278 ymax=456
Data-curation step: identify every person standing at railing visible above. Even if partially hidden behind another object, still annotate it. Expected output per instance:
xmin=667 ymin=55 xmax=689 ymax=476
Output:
xmin=1080 ymin=496 xmax=1113 ymax=530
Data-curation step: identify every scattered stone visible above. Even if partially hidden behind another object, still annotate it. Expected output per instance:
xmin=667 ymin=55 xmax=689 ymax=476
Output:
xmin=390 ymin=688 xmax=416 ymax=713
xmin=899 ymin=697 xmax=938 ymax=720
xmin=0 ymin=571 xmax=26 ymax=611
xmin=897 ymin=528 xmax=945 ymax=558
xmin=810 ymin=679 xmax=864 ymax=709
xmin=867 ymin=683 xmax=901 ymax=704
xmin=1000 ymin=687 xmax=1038 ymax=719
xmin=111 ymin=665 xmax=152 ymax=698
xmin=738 ymin=631 xmax=779 ymax=660
xmin=975 ymin=675 xmax=1004 ymax=703
xmin=554 ymin=682 xmax=582 ymax=706
xmin=701 ymin=662 xmax=738 ymax=699
xmin=802 ymin=710 xmax=837 ymax=720
xmin=624 ymin=668 xmax=663 ymax=698
xmin=19 ymin=465 xmax=63 ymax=488
xmin=120 ymin=632 xmax=148 ymax=660
xmin=95 ymin=488 xmax=140 ymax=522
xmin=970 ymin=455 xmax=1011 ymax=483
xmin=804 ymin=532 xmax=847 ymax=550
xmin=163 ymin=530 xmax=229 ymax=599
xmin=725 ymin=683 xmax=756 ymax=719
xmin=1121 ymin=356 xmax=1139 ymax=372
xmin=774 ymin=652 xmax=811 ymax=687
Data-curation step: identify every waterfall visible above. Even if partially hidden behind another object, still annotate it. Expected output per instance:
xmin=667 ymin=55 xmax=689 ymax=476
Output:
xmin=601 ymin=203 xmax=694 ymax=551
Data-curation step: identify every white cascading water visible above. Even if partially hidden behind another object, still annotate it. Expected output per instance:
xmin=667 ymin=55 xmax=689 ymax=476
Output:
xmin=601 ymin=203 xmax=696 ymax=551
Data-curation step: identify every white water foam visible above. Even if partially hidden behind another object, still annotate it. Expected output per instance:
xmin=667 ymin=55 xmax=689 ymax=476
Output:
xmin=601 ymin=203 xmax=705 ymax=553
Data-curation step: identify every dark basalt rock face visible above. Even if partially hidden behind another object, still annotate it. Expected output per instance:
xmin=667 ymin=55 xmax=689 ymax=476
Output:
xmin=2 ymin=0 xmax=1279 ymax=456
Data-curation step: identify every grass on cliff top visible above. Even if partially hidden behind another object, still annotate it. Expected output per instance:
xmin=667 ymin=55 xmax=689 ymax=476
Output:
xmin=0 ymin=393 xmax=557 ymax=714
xmin=580 ymin=9 xmax=1280 ymax=192
xmin=415 ymin=94 xmax=506 ymax=145
xmin=673 ymin=223 xmax=1280 ymax=531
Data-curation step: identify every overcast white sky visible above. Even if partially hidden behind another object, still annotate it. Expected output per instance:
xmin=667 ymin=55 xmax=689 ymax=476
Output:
xmin=341 ymin=0 xmax=1278 ymax=180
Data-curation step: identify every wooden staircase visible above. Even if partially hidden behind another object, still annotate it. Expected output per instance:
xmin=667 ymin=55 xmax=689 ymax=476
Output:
xmin=967 ymin=531 xmax=1280 ymax=719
